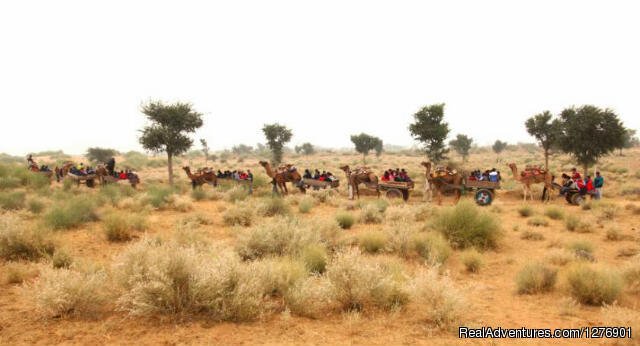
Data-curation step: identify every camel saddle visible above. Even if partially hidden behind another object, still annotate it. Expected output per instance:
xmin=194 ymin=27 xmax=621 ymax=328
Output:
xmin=353 ymin=167 xmax=371 ymax=175
xmin=431 ymin=166 xmax=456 ymax=178
xmin=276 ymin=164 xmax=297 ymax=175
xmin=521 ymin=165 xmax=546 ymax=178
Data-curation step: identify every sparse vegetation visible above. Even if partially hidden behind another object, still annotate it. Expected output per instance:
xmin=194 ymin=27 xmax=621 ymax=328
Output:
xmin=433 ymin=201 xmax=502 ymax=249
xmin=0 ymin=216 xmax=55 ymax=261
xmin=517 ymin=205 xmax=534 ymax=217
xmin=223 ymin=206 xmax=254 ymax=227
xmin=566 ymin=264 xmax=622 ymax=305
xmin=544 ymin=206 xmax=564 ymax=220
xmin=336 ymin=211 xmax=355 ymax=229
xmin=516 ymin=262 xmax=557 ymax=294
xmin=527 ymin=216 xmax=549 ymax=227
xmin=460 ymin=249 xmax=484 ymax=273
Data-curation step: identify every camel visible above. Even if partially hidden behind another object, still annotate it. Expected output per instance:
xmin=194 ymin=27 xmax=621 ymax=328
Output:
xmin=339 ymin=165 xmax=379 ymax=200
xmin=420 ymin=162 xmax=433 ymax=202
xmin=258 ymin=161 xmax=304 ymax=195
xmin=507 ymin=163 xmax=554 ymax=202
xmin=182 ymin=166 xmax=217 ymax=189
xmin=422 ymin=162 xmax=463 ymax=205
xmin=26 ymin=156 xmax=53 ymax=180
xmin=95 ymin=165 xmax=140 ymax=188
xmin=54 ymin=162 xmax=74 ymax=182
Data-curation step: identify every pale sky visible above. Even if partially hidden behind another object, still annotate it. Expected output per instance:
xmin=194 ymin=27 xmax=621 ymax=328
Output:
xmin=1 ymin=1 xmax=638 ymax=156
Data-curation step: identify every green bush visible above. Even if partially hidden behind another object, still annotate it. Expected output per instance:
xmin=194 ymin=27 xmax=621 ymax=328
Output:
xmin=360 ymin=204 xmax=384 ymax=224
xmin=298 ymin=197 xmax=315 ymax=214
xmin=516 ymin=262 xmax=557 ymax=294
xmin=223 ymin=206 xmax=254 ymax=227
xmin=411 ymin=232 xmax=451 ymax=264
xmin=44 ymin=197 xmax=98 ymax=230
xmin=226 ymin=186 xmax=249 ymax=203
xmin=566 ymin=264 xmax=622 ymax=305
xmin=544 ymin=207 xmax=564 ymax=220
xmin=568 ymin=241 xmax=594 ymax=255
xmin=0 ymin=191 xmax=26 ymax=210
xmin=358 ymin=231 xmax=388 ymax=254
xmin=520 ymin=230 xmax=544 ymax=241
xmin=235 ymin=218 xmax=320 ymax=260
xmin=27 ymin=199 xmax=46 ymax=214
xmin=461 ymin=249 xmax=484 ymax=273
xmin=433 ymin=201 xmax=502 ymax=249
xmin=517 ymin=205 xmax=534 ymax=217
xmin=52 ymin=249 xmax=73 ymax=269
xmin=258 ymin=197 xmax=291 ymax=217
xmin=0 ymin=216 xmax=55 ymax=261
xmin=301 ymin=244 xmax=328 ymax=273
xmin=564 ymin=215 xmax=593 ymax=233
xmin=527 ymin=216 xmax=549 ymax=227
xmin=145 ymin=185 xmax=174 ymax=209
xmin=336 ymin=211 xmax=355 ymax=229
xmin=190 ymin=188 xmax=208 ymax=201
xmin=104 ymin=212 xmax=147 ymax=242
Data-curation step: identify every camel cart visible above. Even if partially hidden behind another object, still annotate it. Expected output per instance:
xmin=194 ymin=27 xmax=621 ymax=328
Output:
xmin=65 ymin=173 xmax=97 ymax=188
xmin=378 ymin=181 xmax=414 ymax=201
xmin=100 ymin=174 xmax=140 ymax=188
xmin=463 ymin=180 xmax=501 ymax=206
xmin=302 ymin=178 xmax=340 ymax=191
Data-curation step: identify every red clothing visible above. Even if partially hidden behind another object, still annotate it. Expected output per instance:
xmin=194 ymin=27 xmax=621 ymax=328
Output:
xmin=119 ymin=173 xmax=127 ymax=179
xmin=572 ymin=172 xmax=582 ymax=181
xmin=381 ymin=176 xmax=390 ymax=181
xmin=576 ymin=179 xmax=585 ymax=189
xmin=585 ymin=179 xmax=594 ymax=192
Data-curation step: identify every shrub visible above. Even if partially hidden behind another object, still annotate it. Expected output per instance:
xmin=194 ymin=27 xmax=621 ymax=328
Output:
xmin=371 ymin=199 xmax=389 ymax=213
xmin=527 ymin=216 xmax=549 ymax=227
xmin=298 ymin=197 xmax=314 ymax=214
xmin=27 ymin=199 xmax=46 ymax=214
xmin=4 ymin=262 xmax=38 ymax=284
xmin=285 ymin=275 xmax=335 ymax=318
xmin=520 ymin=230 xmax=544 ymax=241
xmin=252 ymin=257 xmax=307 ymax=297
xmin=384 ymin=225 xmax=418 ymax=258
xmin=235 ymin=218 xmax=320 ymax=260
xmin=461 ymin=249 xmax=484 ymax=273
xmin=44 ymin=197 xmax=98 ymax=230
xmin=360 ymin=204 xmax=384 ymax=224
xmin=190 ymin=188 xmax=208 ymax=201
xmin=222 ymin=206 xmax=254 ymax=227
xmin=145 ymin=185 xmax=174 ymax=209
xmin=606 ymin=228 xmax=622 ymax=241
xmin=358 ymin=231 xmax=388 ymax=254
xmin=545 ymin=249 xmax=573 ymax=266
xmin=433 ymin=201 xmax=502 ymax=249
xmin=568 ymin=241 xmax=594 ymax=256
xmin=544 ymin=207 xmax=564 ymax=220
xmin=52 ymin=249 xmax=73 ymax=269
xmin=566 ymin=264 xmax=622 ymax=305
xmin=0 ymin=216 xmax=55 ymax=261
xmin=0 ymin=191 xmax=26 ymax=210
xmin=32 ymin=267 xmax=108 ymax=317
xmin=623 ymin=255 xmax=640 ymax=293
xmin=226 ymin=186 xmax=249 ymax=202
xmin=517 ymin=205 xmax=534 ymax=217
xmin=169 ymin=195 xmax=193 ymax=212
xmin=564 ymin=215 xmax=593 ymax=233
xmin=103 ymin=212 xmax=147 ymax=242
xmin=257 ymin=197 xmax=291 ymax=217
xmin=409 ymin=267 xmax=466 ymax=327
xmin=301 ymin=244 xmax=328 ymax=273
xmin=516 ymin=262 xmax=557 ymax=294
xmin=308 ymin=189 xmax=336 ymax=204
xmin=411 ymin=232 xmax=451 ymax=264
xmin=336 ymin=211 xmax=355 ymax=229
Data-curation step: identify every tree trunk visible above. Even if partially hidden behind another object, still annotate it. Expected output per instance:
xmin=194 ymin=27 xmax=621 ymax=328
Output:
xmin=583 ymin=163 xmax=588 ymax=179
xmin=168 ymin=153 xmax=174 ymax=186
xmin=363 ymin=153 xmax=366 ymax=164
xmin=544 ymin=150 xmax=549 ymax=171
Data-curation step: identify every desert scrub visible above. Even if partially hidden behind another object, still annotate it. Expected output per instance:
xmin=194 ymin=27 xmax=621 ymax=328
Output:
xmin=297 ymin=196 xmax=315 ymax=214
xmin=623 ymin=255 xmax=640 ymax=293
xmin=222 ymin=206 xmax=254 ymax=227
xmin=326 ymin=249 xmax=409 ymax=311
xmin=144 ymin=185 xmax=175 ymax=209
xmin=411 ymin=232 xmax=451 ymax=264
xmin=44 ymin=196 xmax=98 ymax=230
xmin=545 ymin=249 xmax=574 ymax=266
xmin=284 ymin=275 xmax=335 ymax=318
xmin=384 ymin=224 xmax=418 ymax=258
xmin=4 ymin=262 xmax=38 ymax=284
xmin=301 ymin=244 xmax=328 ymax=273
xmin=358 ymin=231 xmax=388 ymax=254
xmin=52 ymin=248 xmax=73 ymax=269
xmin=566 ymin=264 xmax=622 ymax=305
xmin=252 ymin=257 xmax=307 ymax=297
xmin=605 ymin=228 xmax=623 ymax=241
xmin=568 ymin=240 xmax=594 ymax=256
xmin=27 ymin=198 xmax=46 ymax=214
xmin=544 ymin=206 xmax=564 ymax=220
xmin=527 ymin=216 xmax=549 ymax=227
xmin=517 ymin=205 xmax=534 ymax=217
xmin=235 ymin=217 xmax=321 ymax=260
xmin=564 ymin=215 xmax=593 ymax=233
xmin=31 ymin=267 xmax=108 ymax=317
xmin=385 ymin=205 xmax=414 ymax=224
xmin=409 ymin=267 xmax=466 ymax=328
xmin=225 ymin=186 xmax=249 ymax=202
xmin=520 ymin=230 xmax=544 ymax=241
xmin=433 ymin=201 xmax=502 ymax=249
xmin=0 ymin=191 xmax=26 ymax=210
xmin=370 ymin=199 xmax=389 ymax=213
xmin=114 ymin=240 xmax=265 ymax=320
xmin=167 ymin=195 xmax=193 ymax=212
xmin=103 ymin=212 xmax=147 ymax=242
xmin=360 ymin=204 xmax=384 ymax=224
xmin=516 ymin=262 xmax=557 ymax=294
xmin=335 ymin=211 xmax=355 ymax=229
xmin=460 ymin=248 xmax=484 ymax=273
xmin=190 ymin=188 xmax=208 ymax=201
xmin=0 ymin=215 xmax=55 ymax=261
xmin=257 ymin=197 xmax=291 ymax=217
xmin=308 ymin=189 xmax=336 ymax=204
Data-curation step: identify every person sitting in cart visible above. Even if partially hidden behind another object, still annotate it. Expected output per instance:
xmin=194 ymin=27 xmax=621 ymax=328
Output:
xmin=326 ymin=172 xmax=337 ymax=181
xmin=489 ymin=169 xmax=499 ymax=182
xmin=303 ymin=169 xmax=312 ymax=179
xmin=559 ymin=173 xmax=577 ymax=195
xmin=119 ymin=170 xmax=127 ymax=180
xmin=584 ymin=175 xmax=595 ymax=197
xmin=571 ymin=167 xmax=581 ymax=181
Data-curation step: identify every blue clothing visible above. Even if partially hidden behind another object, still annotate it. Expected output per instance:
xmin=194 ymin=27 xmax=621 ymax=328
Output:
xmin=594 ymin=176 xmax=604 ymax=188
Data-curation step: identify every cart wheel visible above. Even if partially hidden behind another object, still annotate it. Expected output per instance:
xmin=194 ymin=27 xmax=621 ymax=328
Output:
xmin=386 ymin=188 xmax=403 ymax=199
xmin=475 ymin=189 xmax=493 ymax=206
xmin=565 ymin=193 xmax=573 ymax=204
xmin=86 ymin=179 xmax=95 ymax=188
xmin=570 ymin=193 xmax=584 ymax=206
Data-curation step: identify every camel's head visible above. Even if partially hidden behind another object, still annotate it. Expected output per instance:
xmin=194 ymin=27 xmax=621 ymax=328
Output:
xmin=421 ymin=161 xmax=432 ymax=169
xmin=507 ymin=163 xmax=516 ymax=170
xmin=339 ymin=165 xmax=350 ymax=172
xmin=182 ymin=166 xmax=190 ymax=172
xmin=258 ymin=161 xmax=269 ymax=167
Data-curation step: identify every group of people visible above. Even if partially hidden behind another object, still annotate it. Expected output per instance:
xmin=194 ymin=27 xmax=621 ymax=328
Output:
xmin=560 ymin=168 xmax=604 ymax=200
xmin=381 ymin=168 xmax=412 ymax=182
xmin=216 ymin=169 xmax=253 ymax=181
xmin=26 ymin=154 xmax=52 ymax=172
xmin=468 ymin=168 xmax=501 ymax=182
xmin=70 ymin=163 xmax=96 ymax=176
xmin=303 ymin=169 xmax=338 ymax=182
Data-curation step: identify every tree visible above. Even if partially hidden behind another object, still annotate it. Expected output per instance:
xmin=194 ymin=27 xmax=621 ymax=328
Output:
xmin=619 ymin=128 xmax=639 ymax=155
xmin=86 ymin=147 xmax=118 ymax=163
xmin=374 ymin=139 xmax=383 ymax=157
xmin=525 ymin=111 xmax=560 ymax=170
xmin=408 ymin=103 xmax=450 ymax=162
xmin=350 ymin=133 xmax=382 ymax=163
xmin=200 ymin=139 xmax=210 ymax=166
xmin=295 ymin=142 xmax=315 ymax=155
xmin=492 ymin=140 xmax=508 ymax=162
xmin=448 ymin=134 xmax=473 ymax=162
xmin=139 ymin=101 xmax=203 ymax=185
xmin=556 ymin=105 xmax=626 ymax=176
xmin=231 ymin=144 xmax=254 ymax=155
xmin=262 ymin=123 xmax=292 ymax=165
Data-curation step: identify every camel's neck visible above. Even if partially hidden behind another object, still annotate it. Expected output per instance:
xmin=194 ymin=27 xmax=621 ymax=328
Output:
xmin=263 ymin=164 xmax=275 ymax=178
xmin=510 ymin=165 xmax=518 ymax=178
xmin=184 ymin=168 xmax=194 ymax=179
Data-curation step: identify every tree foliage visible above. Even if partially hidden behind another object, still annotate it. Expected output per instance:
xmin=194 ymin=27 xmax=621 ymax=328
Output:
xmin=555 ymin=105 xmax=626 ymax=174
xmin=525 ymin=111 xmax=560 ymax=169
xmin=200 ymin=139 xmax=210 ymax=165
xmin=86 ymin=147 xmax=118 ymax=163
xmin=294 ymin=142 xmax=315 ymax=155
xmin=350 ymin=133 xmax=382 ymax=163
xmin=448 ymin=134 xmax=473 ymax=162
xmin=492 ymin=140 xmax=508 ymax=162
xmin=232 ymin=144 xmax=254 ymax=155
xmin=408 ymin=103 xmax=450 ymax=162
xmin=262 ymin=123 xmax=292 ymax=164
xmin=138 ymin=101 xmax=203 ymax=185
xmin=620 ymin=128 xmax=639 ymax=154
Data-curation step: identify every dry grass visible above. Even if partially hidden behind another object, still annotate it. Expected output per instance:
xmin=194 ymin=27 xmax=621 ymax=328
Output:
xmin=515 ymin=262 xmax=557 ymax=294
xmin=566 ymin=264 xmax=622 ymax=305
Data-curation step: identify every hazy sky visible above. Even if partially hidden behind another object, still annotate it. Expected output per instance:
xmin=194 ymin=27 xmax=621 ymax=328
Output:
xmin=1 ymin=1 xmax=638 ymax=156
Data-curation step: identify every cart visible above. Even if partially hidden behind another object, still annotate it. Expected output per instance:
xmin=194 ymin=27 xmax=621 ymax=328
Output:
xmin=463 ymin=180 xmax=501 ymax=206
xmin=302 ymin=178 xmax=340 ymax=190
xmin=100 ymin=174 xmax=140 ymax=188
xmin=378 ymin=181 xmax=414 ymax=200
xmin=66 ymin=173 xmax=97 ymax=188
